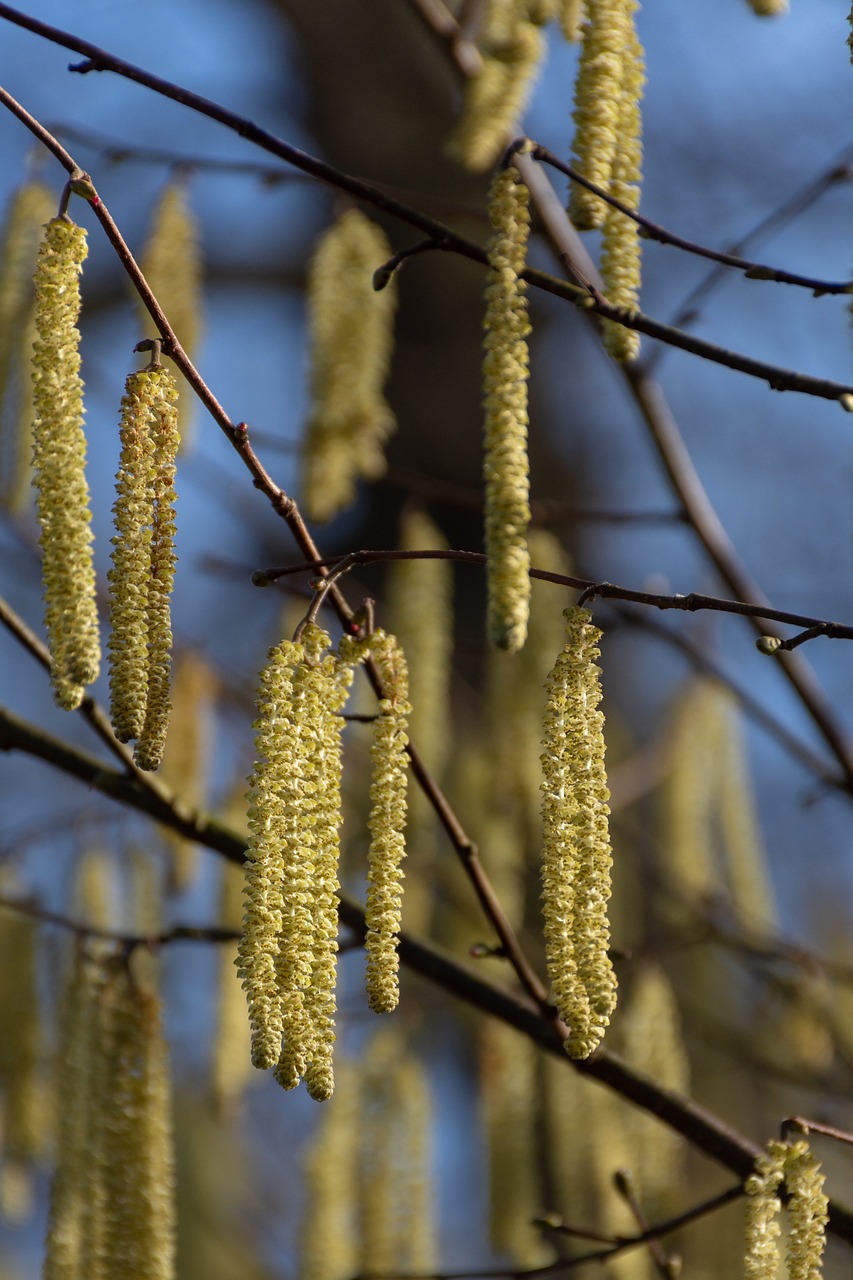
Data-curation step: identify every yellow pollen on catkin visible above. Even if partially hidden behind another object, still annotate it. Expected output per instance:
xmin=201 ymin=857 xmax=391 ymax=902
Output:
xmin=559 ymin=0 xmax=586 ymax=40
xmin=569 ymin=0 xmax=635 ymax=230
xmin=133 ymin=368 xmax=180 ymax=772
xmin=600 ymin=15 xmax=645 ymax=362
xmin=364 ymin=630 xmax=411 ymax=1014
xmin=743 ymin=1138 xmax=828 ymax=1280
xmin=31 ymin=216 xmax=100 ymax=709
xmin=302 ymin=210 xmax=397 ymax=523
xmin=540 ymin=605 xmax=616 ymax=1059
xmin=483 ymin=164 xmax=532 ymax=653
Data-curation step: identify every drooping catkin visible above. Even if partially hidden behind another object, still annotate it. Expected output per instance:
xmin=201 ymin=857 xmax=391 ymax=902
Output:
xmin=139 ymin=182 xmax=202 ymax=447
xmin=302 ymin=210 xmax=397 ymax=523
xmin=568 ymin=0 xmax=636 ymax=230
xmin=31 ymin=216 xmax=100 ymax=709
xmin=448 ymin=18 xmax=545 ymax=173
xmin=483 ymin=164 xmax=532 ymax=653
xmin=0 ymin=181 xmax=55 ymax=507
xmin=559 ymin=0 xmax=586 ymax=40
xmin=0 ymin=896 xmax=45 ymax=1220
xmin=540 ymin=605 xmax=616 ymax=1058
xmin=744 ymin=1139 xmax=827 ymax=1280
xmin=212 ymin=858 xmax=254 ymax=1116
xmin=238 ymin=625 xmax=352 ymax=1098
xmin=599 ymin=14 xmax=645 ymax=362
xmin=158 ymin=650 xmax=216 ymax=891
xmin=134 ymin=369 xmax=180 ymax=771
xmin=300 ymin=1070 xmax=359 ymax=1280
xmin=364 ymin=630 xmax=411 ymax=1015
xmin=386 ymin=509 xmax=453 ymax=930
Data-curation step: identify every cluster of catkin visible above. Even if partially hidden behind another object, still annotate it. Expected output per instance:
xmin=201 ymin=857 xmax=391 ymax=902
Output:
xmin=569 ymin=0 xmax=645 ymax=361
xmin=237 ymin=623 xmax=410 ymax=1101
xmin=26 ymin=195 xmax=183 ymax=767
xmin=44 ymin=952 xmax=175 ymax=1280
xmin=540 ymin=605 xmax=616 ymax=1058
xmin=744 ymin=1138 xmax=828 ymax=1280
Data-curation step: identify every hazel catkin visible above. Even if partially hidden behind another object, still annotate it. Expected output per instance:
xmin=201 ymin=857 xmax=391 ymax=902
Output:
xmin=483 ymin=163 xmax=532 ymax=653
xmin=31 ymin=216 xmax=100 ymax=709
xmin=540 ymin=605 xmax=616 ymax=1058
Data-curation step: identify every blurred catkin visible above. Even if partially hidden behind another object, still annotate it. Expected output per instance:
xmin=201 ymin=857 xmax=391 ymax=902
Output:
xmin=0 ymin=180 xmax=54 ymax=509
xmin=599 ymin=13 xmax=645 ymax=361
xmin=139 ymin=182 xmax=202 ymax=446
xmin=158 ymin=650 xmax=216 ymax=891
xmin=0 ymin=896 xmax=45 ymax=1220
xmin=540 ymin=606 xmax=616 ymax=1058
xmin=448 ymin=8 xmax=545 ymax=172
xmin=365 ymin=630 xmax=411 ymax=1015
xmin=302 ymin=209 xmax=397 ymax=522
xmin=483 ymin=163 xmax=532 ymax=652
xmin=31 ymin=216 xmax=100 ymax=709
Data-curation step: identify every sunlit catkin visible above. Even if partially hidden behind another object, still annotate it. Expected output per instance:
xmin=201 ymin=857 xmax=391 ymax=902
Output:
xmin=483 ymin=164 xmax=532 ymax=652
xmin=448 ymin=21 xmax=545 ymax=172
xmin=365 ymin=630 xmax=411 ymax=1014
xmin=302 ymin=210 xmax=397 ymax=522
xmin=540 ymin=605 xmax=616 ymax=1058
xmin=0 ymin=181 xmax=54 ymax=506
xmin=744 ymin=1140 xmax=786 ymax=1280
xmin=238 ymin=637 xmax=303 ymax=1071
xmin=31 ymin=216 xmax=100 ymax=709
xmin=569 ymin=0 xmax=635 ymax=230
xmin=559 ymin=0 xmax=586 ymax=40
xmin=134 ymin=368 xmax=180 ymax=771
xmin=600 ymin=15 xmax=644 ymax=362
xmin=785 ymin=1140 xmax=828 ymax=1280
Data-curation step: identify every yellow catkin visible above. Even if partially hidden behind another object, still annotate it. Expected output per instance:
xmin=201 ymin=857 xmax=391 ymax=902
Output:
xmin=0 ymin=899 xmax=44 ymax=1220
xmin=619 ymin=964 xmax=689 ymax=1217
xmin=385 ymin=508 xmax=453 ymax=930
xmin=364 ymin=630 xmax=411 ymax=1015
xmin=483 ymin=164 xmax=532 ymax=652
xmin=784 ymin=1140 xmax=828 ymax=1280
xmin=568 ymin=0 xmax=635 ymax=230
xmin=481 ymin=1022 xmax=551 ymax=1266
xmin=43 ymin=954 xmax=105 ymax=1280
xmin=448 ymin=20 xmax=545 ymax=172
xmin=139 ymin=182 xmax=202 ymax=447
xmin=159 ymin=650 xmax=216 ymax=891
xmin=559 ymin=0 xmax=586 ymax=40
xmin=238 ymin=638 xmax=304 ymax=1072
xmin=238 ymin=625 xmax=350 ymax=1098
xmin=540 ymin=605 xmax=616 ymax=1059
xmin=31 ymin=216 xmax=100 ymax=709
xmin=748 ymin=0 xmax=788 ymax=13
xmin=300 ymin=1072 xmax=359 ymax=1280
xmin=302 ymin=210 xmax=397 ymax=522
xmin=600 ymin=15 xmax=645 ymax=362
xmin=212 ymin=858 xmax=254 ymax=1116
xmin=0 ymin=181 xmax=55 ymax=507
xmin=358 ymin=1031 xmax=435 ymax=1275
xmin=97 ymin=971 xmax=176 ymax=1280
xmin=133 ymin=368 xmax=180 ymax=772
xmin=744 ymin=1140 xmax=787 ymax=1280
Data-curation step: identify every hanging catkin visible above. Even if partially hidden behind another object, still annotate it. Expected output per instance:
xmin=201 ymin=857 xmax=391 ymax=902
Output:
xmin=599 ymin=12 xmax=645 ymax=362
xmin=0 ymin=180 xmax=55 ymax=508
xmin=364 ymin=630 xmax=411 ymax=1014
xmin=540 ymin=605 xmax=616 ymax=1058
xmin=744 ymin=1139 xmax=828 ymax=1280
xmin=107 ymin=363 xmax=180 ymax=769
xmin=569 ymin=0 xmax=635 ymax=230
xmin=448 ymin=9 xmax=545 ymax=173
xmin=238 ymin=625 xmax=353 ymax=1099
xmin=31 ymin=216 xmax=100 ymax=710
xmin=139 ymin=182 xmax=202 ymax=447
xmin=483 ymin=163 xmax=532 ymax=653
xmin=302 ymin=210 xmax=397 ymax=523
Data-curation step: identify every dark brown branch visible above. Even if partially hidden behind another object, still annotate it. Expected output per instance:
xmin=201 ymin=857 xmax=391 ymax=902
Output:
xmin=0 ymin=892 xmax=238 ymax=947
xmin=1 ymin=18 xmax=853 ymax=402
xmin=533 ymin=144 xmax=853 ymax=298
